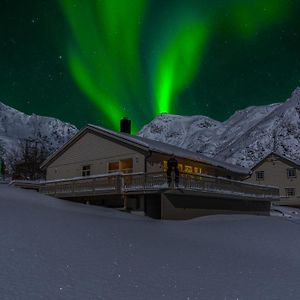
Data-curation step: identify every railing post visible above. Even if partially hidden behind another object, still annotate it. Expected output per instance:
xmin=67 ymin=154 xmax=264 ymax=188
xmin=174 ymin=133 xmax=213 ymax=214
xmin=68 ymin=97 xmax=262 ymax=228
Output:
xmin=116 ymin=174 xmax=124 ymax=193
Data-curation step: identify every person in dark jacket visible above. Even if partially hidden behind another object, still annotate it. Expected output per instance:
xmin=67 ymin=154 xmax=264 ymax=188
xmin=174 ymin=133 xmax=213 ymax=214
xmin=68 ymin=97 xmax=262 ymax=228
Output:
xmin=167 ymin=156 xmax=179 ymax=187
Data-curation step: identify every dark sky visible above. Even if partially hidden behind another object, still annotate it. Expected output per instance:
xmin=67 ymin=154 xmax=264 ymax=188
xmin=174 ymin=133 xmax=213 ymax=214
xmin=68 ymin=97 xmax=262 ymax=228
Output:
xmin=1 ymin=0 xmax=300 ymax=131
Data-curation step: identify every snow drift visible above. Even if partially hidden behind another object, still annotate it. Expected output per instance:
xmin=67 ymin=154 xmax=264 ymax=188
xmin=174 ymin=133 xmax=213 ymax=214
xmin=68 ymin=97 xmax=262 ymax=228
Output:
xmin=1 ymin=184 xmax=300 ymax=299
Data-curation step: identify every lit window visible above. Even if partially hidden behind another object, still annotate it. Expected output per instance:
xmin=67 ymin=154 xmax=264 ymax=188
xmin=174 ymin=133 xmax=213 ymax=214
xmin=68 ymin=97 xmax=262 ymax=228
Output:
xmin=285 ymin=188 xmax=295 ymax=197
xmin=178 ymin=164 xmax=183 ymax=172
xmin=108 ymin=161 xmax=119 ymax=173
xmin=108 ymin=159 xmax=133 ymax=173
xmin=82 ymin=165 xmax=91 ymax=177
xmin=162 ymin=160 xmax=168 ymax=172
xmin=120 ymin=159 xmax=133 ymax=173
xmin=287 ymin=168 xmax=296 ymax=178
xmin=194 ymin=167 xmax=202 ymax=174
xmin=256 ymin=171 xmax=264 ymax=181
xmin=184 ymin=165 xmax=193 ymax=173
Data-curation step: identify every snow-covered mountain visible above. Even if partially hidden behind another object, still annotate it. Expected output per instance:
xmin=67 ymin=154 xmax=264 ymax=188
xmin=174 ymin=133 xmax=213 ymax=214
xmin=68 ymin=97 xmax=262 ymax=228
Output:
xmin=138 ymin=87 xmax=300 ymax=168
xmin=0 ymin=102 xmax=78 ymax=165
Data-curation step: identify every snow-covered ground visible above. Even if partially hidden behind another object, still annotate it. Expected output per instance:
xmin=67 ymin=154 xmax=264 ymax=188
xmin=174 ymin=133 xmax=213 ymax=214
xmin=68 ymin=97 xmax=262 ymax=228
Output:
xmin=1 ymin=184 xmax=300 ymax=299
xmin=271 ymin=205 xmax=300 ymax=220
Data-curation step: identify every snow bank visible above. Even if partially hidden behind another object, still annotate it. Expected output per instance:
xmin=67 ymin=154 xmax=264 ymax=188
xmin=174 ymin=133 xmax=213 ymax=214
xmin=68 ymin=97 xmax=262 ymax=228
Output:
xmin=1 ymin=185 xmax=300 ymax=299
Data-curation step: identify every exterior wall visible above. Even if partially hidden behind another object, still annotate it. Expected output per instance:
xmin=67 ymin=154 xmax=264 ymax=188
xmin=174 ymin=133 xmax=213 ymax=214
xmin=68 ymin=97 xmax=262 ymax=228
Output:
xmin=161 ymin=193 xmax=270 ymax=220
xmin=146 ymin=153 xmax=238 ymax=178
xmin=46 ymin=132 xmax=145 ymax=180
xmin=245 ymin=154 xmax=300 ymax=206
xmin=147 ymin=153 xmax=212 ymax=175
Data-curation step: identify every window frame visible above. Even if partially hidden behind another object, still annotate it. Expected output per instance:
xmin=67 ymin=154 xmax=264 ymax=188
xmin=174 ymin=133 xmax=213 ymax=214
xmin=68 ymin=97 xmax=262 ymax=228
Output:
xmin=108 ymin=161 xmax=120 ymax=173
xmin=285 ymin=187 xmax=295 ymax=197
xmin=255 ymin=170 xmax=265 ymax=181
xmin=287 ymin=168 xmax=296 ymax=179
xmin=108 ymin=158 xmax=133 ymax=174
xmin=82 ymin=165 xmax=91 ymax=177
xmin=120 ymin=158 xmax=133 ymax=173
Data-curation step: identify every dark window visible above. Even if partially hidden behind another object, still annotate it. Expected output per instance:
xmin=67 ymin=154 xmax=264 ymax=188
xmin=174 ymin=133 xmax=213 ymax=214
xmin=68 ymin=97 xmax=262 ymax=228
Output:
xmin=285 ymin=188 xmax=295 ymax=197
xmin=287 ymin=168 xmax=296 ymax=178
xmin=82 ymin=165 xmax=91 ymax=177
xmin=256 ymin=171 xmax=264 ymax=181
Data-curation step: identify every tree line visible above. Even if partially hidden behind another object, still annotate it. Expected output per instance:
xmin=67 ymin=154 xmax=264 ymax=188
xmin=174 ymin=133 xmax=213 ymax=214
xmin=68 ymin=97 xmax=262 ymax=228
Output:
xmin=0 ymin=139 xmax=50 ymax=181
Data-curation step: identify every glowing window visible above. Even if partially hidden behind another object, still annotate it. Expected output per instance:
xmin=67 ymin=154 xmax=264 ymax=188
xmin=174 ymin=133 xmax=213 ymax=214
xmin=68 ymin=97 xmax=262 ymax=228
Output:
xmin=162 ymin=160 xmax=168 ymax=172
xmin=178 ymin=164 xmax=183 ymax=172
xmin=120 ymin=159 xmax=133 ymax=173
xmin=108 ymin=161 xmax=119 ymax=173
xmin=184 ymin=165 xmax=193 ymax=173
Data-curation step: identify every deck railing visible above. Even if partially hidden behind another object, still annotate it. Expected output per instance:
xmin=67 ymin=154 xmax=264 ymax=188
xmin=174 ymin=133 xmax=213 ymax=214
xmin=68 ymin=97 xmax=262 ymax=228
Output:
xmin=36 ymin=172 xmax=279 ymax=200
xmin=39 ymin=173 xmax=122 ymax=196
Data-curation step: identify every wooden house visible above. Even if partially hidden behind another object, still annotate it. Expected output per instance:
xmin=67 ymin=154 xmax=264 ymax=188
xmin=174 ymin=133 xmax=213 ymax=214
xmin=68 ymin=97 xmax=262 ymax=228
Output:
xmin=39 ymin=124 xmax=279 ymax=219
xmin=245 ymin=152 xmax=300 ymax=207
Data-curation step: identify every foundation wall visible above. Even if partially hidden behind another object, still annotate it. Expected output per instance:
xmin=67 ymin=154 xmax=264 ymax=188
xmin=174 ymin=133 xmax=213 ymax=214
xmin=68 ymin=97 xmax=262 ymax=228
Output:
xmin=161 ymin=193 xmax=270 ymax=220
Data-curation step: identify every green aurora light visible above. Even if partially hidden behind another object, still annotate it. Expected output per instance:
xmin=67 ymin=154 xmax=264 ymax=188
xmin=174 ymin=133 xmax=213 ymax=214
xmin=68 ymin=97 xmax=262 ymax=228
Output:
xmin=59 ymin=0 xmax=292 ymax=131
xmin=152 ymin=19 xmax=209 ymax=115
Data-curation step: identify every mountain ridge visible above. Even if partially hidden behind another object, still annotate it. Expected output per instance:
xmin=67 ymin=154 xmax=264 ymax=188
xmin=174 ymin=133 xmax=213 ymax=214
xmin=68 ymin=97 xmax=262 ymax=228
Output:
xmin=0 ymin=101 xmax=78 ymax=169
xmin=138 ymin=88 xmax=300 ymax=168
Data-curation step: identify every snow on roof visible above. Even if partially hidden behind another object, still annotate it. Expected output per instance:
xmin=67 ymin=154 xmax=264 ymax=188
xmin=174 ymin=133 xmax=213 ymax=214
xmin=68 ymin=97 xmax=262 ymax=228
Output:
xmin=42 ymin=123 xmax=250 ymax=174
xmin=88 ymin=124 xmax=250 ymax=175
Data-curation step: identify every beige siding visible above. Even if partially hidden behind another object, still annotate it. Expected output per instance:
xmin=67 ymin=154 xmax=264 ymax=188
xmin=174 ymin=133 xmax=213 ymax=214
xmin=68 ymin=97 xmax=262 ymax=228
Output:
xmin=245 ymin=154 xmax=300 ymax=205
xmin=46 ymin=132 xmax=145 ymax=180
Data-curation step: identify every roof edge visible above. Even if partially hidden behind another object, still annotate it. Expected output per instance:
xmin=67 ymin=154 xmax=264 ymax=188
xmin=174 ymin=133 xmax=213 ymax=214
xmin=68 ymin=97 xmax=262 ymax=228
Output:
xmin=40 ymin=126 xmax=88 ymax=169
xmin=251 ymin=151 xmax=300 ymax=170
xmin=40 ymin=124 xmax=150 ymax=169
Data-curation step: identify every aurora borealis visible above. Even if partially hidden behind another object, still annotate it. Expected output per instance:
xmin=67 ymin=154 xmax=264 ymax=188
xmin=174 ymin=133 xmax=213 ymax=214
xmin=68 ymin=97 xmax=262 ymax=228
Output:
xmin=1 ymin=0 xmax=300 ymax=131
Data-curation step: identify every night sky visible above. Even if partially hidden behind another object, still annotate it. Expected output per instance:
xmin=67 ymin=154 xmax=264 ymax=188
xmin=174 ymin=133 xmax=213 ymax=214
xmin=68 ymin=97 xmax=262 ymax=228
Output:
xmin=1 ymin=0 xmax=300 ymax=132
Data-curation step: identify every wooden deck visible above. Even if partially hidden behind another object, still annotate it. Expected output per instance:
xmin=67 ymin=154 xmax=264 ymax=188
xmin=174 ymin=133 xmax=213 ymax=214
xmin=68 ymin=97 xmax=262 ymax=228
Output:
xmin=34 ymin=172 xmax=279 ymax=202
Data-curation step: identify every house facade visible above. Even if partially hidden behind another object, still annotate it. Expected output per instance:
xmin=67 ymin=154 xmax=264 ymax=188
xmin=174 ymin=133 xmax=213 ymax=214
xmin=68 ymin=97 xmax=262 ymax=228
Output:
xmin=39 ymin=124 xmax=279 ymax=219
xmin=42 ymin=124 xmax=250 ymax=181
xmin=245 ymin=153 xmax=300 ymax=206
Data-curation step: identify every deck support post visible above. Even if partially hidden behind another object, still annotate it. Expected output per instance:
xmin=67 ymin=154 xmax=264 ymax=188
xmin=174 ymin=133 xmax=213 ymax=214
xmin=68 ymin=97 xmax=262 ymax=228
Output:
xmin=123 ymin=194 xmax=128 ymax=211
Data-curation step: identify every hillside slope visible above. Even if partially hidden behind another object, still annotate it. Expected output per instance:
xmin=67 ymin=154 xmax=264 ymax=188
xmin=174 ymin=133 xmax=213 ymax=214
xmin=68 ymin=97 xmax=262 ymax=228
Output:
xmin=139 ymin=88 xmax=300 ymax=168
xmin=0 ymin=102 xmax=78 ymax=166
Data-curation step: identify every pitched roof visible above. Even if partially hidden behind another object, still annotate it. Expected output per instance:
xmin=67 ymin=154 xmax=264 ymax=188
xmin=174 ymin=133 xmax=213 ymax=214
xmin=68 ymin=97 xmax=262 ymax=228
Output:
xmin=252 ymin=152 xmax=300 ymax=170
xmin=41 ymin=124 xmax=250 ymax=175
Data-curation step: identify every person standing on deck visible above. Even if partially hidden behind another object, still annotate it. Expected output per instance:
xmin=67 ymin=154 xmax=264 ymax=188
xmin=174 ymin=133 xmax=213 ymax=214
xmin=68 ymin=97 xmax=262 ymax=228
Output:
xmin=167 ymin=155 xmax=179 ymax=187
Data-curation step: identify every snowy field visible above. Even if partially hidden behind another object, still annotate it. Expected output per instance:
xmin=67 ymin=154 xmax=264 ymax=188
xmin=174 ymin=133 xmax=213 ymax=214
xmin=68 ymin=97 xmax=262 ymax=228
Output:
xmin=1 ymin=185 xmax=300 ymax=300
